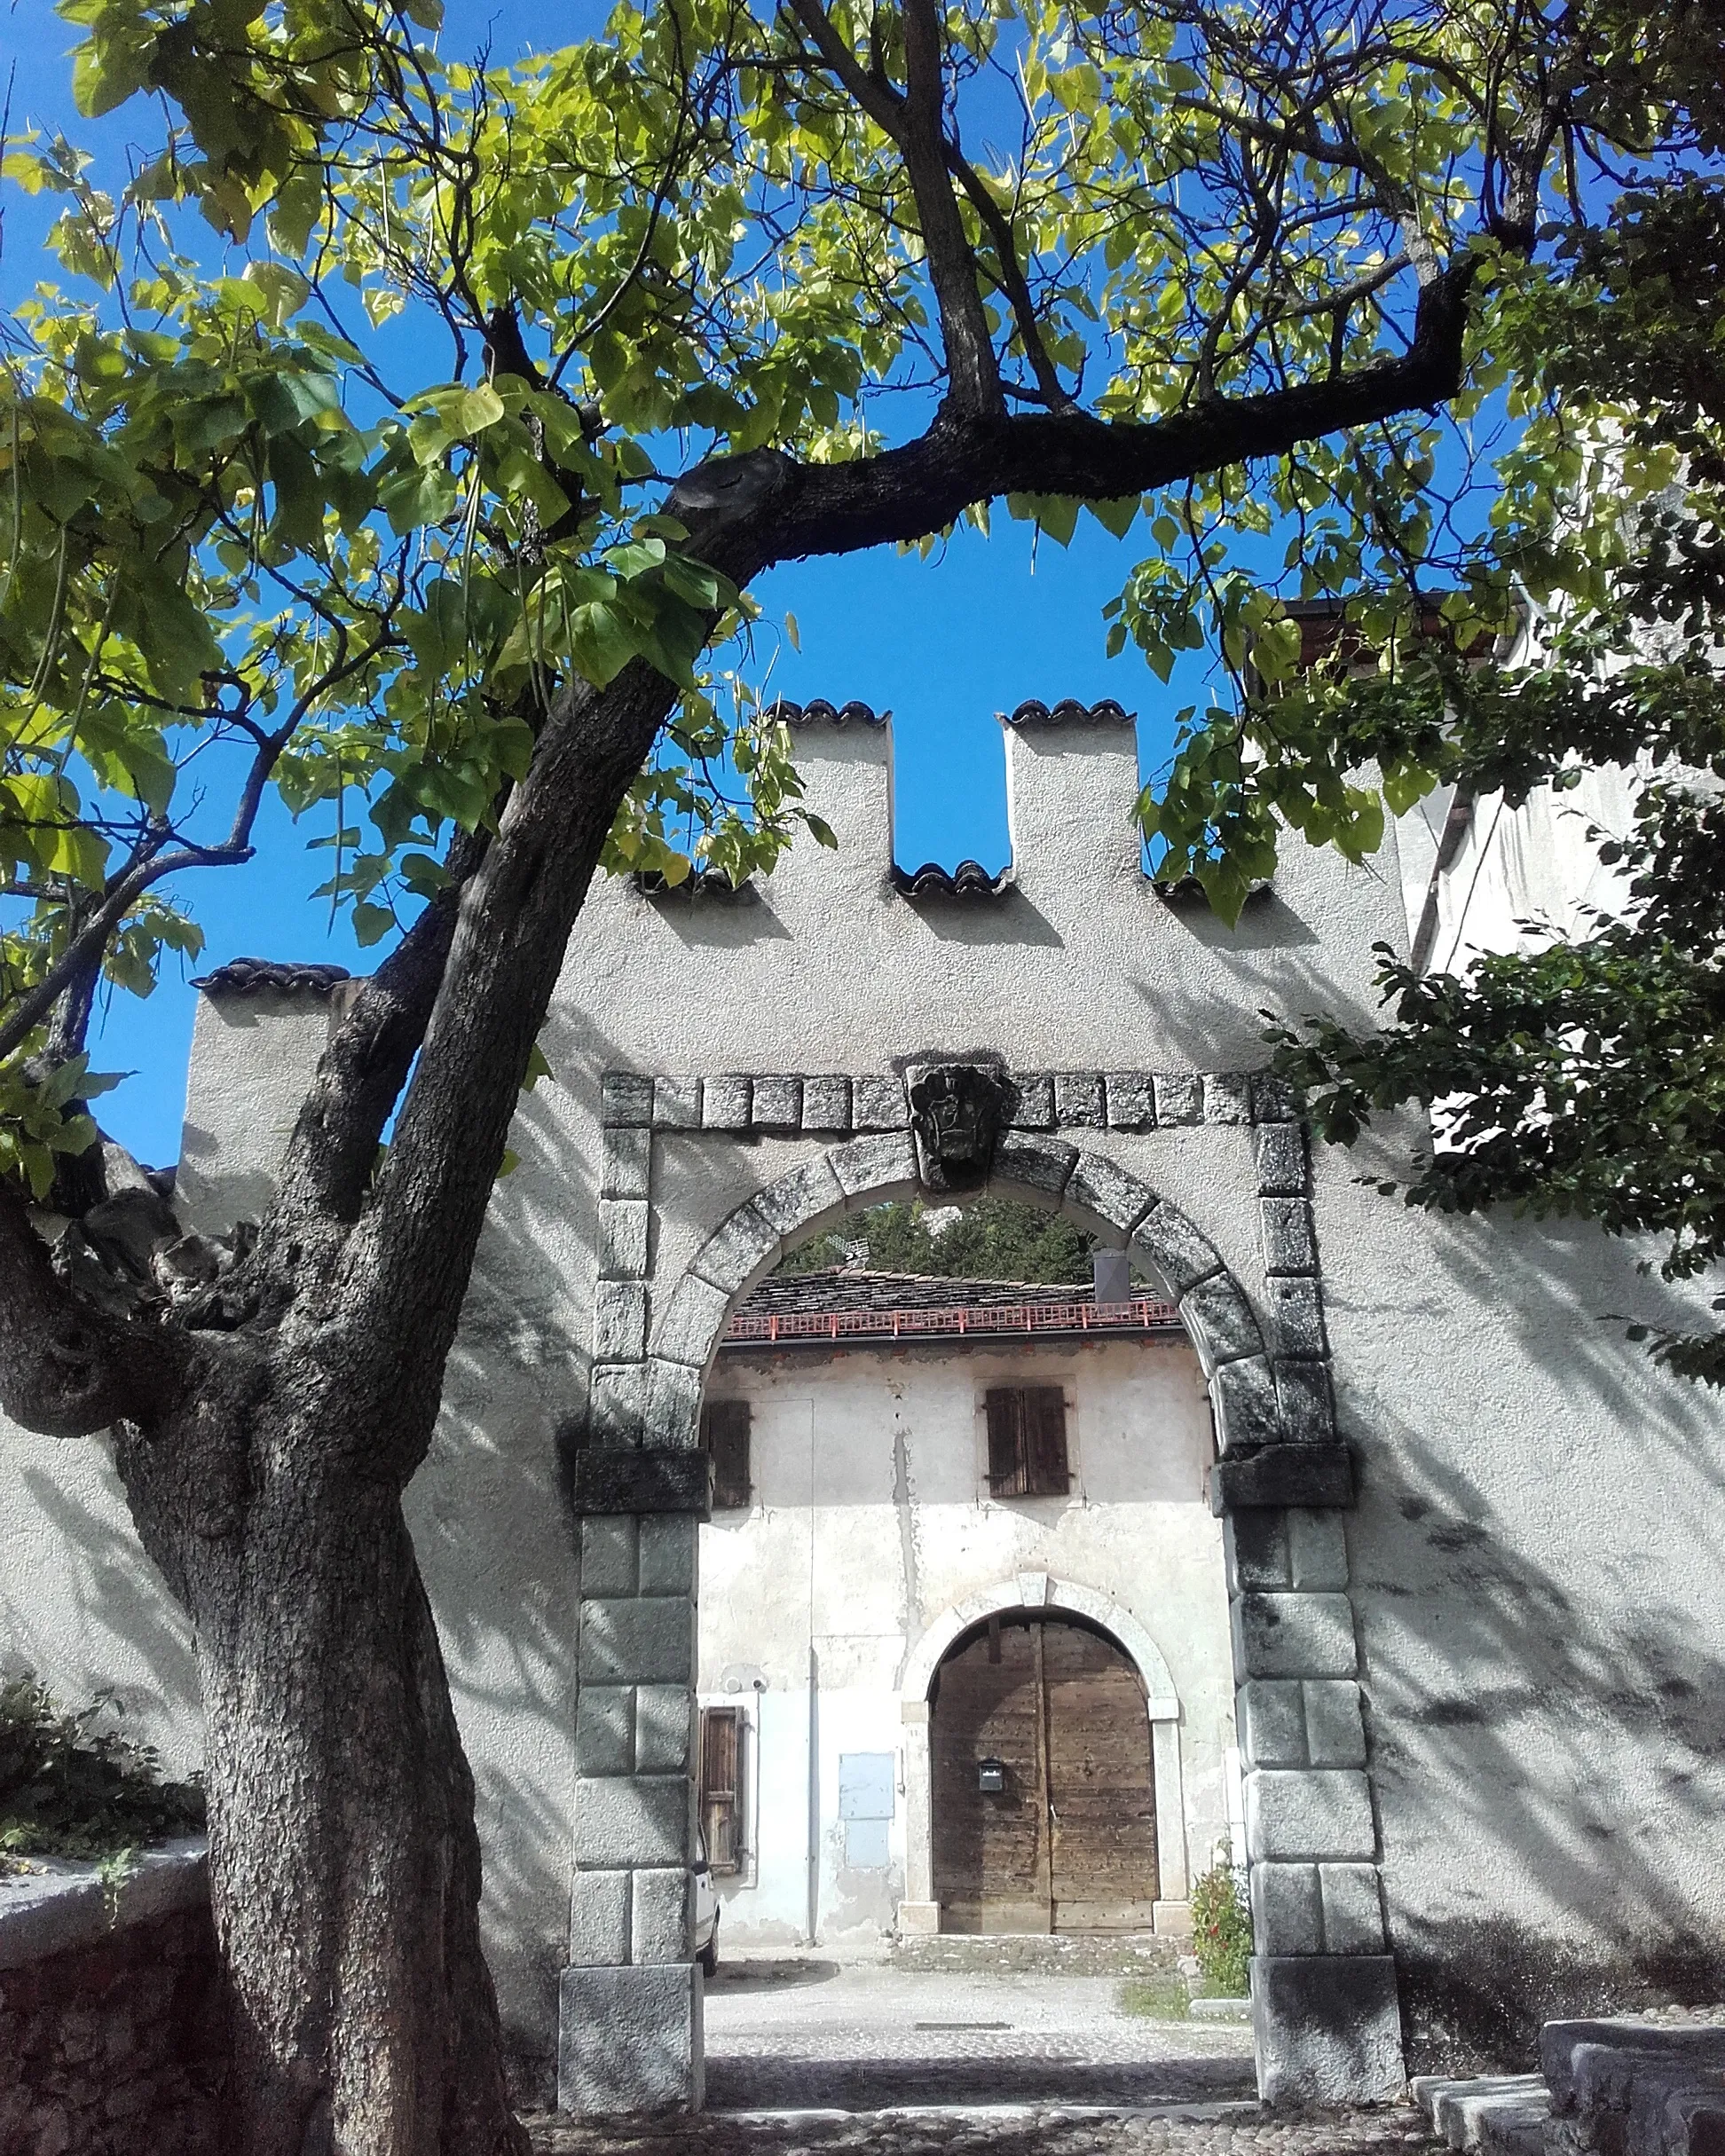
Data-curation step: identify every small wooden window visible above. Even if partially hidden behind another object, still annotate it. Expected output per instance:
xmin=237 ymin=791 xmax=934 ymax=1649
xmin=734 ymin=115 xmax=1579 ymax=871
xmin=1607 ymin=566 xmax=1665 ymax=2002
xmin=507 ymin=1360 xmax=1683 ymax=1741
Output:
xmin=699 ymin=1704 xmax=744 ymax=1874
xmin=701 ymin=1398 xmax=751 ymax=1510
xmin=984 ymin=1386 xmax=1069 ymax=1498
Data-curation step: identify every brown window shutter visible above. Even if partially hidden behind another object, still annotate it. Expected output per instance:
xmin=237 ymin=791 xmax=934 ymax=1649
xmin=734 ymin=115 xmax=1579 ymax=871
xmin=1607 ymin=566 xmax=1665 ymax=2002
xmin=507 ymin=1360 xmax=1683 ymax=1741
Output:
xmin=1023 ymin=1385 xmax=1070 ymax=1495
xmin=985 ymin=1388 xmax=1028 ymax=1496
xmin=700 ymin=1704 xmax=742 ymax=1873
xmin=701 ymin=1398 xmax=752 ymax=1510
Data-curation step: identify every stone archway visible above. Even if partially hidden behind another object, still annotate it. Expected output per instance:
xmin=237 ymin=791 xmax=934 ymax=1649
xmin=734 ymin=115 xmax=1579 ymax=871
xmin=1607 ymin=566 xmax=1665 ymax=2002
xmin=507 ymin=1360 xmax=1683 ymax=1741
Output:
xmin=896 ymin=1574 xmax=1188 ymax=1934
xmin=563 ymin=1072 xmax=1400 ymax=2117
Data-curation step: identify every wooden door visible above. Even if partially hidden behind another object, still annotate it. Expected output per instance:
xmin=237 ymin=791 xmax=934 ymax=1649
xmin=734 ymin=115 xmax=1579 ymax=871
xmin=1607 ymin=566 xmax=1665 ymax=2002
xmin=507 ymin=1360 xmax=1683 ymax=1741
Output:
xmin=930 ymin=1617 xmax=1050 ymax=1932
xmin=930 ymin=1616 xmax=1158 ymax=1934
xmin=1044 ymin=1621 xmax=1160 ymax=1930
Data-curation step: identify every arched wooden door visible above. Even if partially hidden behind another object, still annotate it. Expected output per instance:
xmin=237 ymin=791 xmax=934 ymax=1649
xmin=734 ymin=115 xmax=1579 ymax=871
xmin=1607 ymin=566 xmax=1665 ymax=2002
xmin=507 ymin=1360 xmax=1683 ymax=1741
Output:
xmin=930 ymin=1613 xmax=1160 ymax=1933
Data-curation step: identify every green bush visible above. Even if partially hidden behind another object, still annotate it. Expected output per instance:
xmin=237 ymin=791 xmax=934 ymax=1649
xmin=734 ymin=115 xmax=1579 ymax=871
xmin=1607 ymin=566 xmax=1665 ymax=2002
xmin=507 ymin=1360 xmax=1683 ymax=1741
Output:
xmin=1189 ymin=1853 xmax=1253 ymax=1997
xmin=0 ymin=1673 xmax=204 ymax=1871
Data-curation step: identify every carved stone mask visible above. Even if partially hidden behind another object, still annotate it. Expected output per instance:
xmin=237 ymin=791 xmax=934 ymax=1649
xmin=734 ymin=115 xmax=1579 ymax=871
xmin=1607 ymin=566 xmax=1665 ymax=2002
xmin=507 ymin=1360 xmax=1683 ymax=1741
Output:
xmin=907 ymin=1064 xmax=1012 ymax=1193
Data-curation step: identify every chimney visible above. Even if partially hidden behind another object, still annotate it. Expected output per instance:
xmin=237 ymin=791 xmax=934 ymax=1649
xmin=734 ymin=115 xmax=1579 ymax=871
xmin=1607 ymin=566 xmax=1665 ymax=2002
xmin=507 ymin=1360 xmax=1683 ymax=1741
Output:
xmin=1091 ymin=1248 xmax=1132 ymax=1305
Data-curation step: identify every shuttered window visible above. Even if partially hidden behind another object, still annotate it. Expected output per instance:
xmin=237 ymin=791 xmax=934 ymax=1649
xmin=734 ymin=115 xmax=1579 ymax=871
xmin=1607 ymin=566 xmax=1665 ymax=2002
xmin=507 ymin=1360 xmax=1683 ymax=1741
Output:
xmin=701 ymin=1398 xmax=752 ymax=1510
xmin=699 ymin=1704 xmax=743 ymax=1874
xmin=984 ymin=1386 xmax=1070 ymax=1498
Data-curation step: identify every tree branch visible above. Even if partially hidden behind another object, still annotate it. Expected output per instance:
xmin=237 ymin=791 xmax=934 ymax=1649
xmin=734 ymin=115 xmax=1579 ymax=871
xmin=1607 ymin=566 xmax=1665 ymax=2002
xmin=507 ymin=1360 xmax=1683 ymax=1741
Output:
xmin=784 ymin=0 xmax=1002 ymax=416
xmin=0 ymin=1184 xmax=192 ymax=1437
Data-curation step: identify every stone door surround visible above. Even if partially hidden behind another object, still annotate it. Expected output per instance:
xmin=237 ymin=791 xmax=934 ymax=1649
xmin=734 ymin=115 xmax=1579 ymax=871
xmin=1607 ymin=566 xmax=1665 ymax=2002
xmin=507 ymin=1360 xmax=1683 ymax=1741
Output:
xmin=558 ymin=1063 xmax=1405 ymax=2115
xmin=896 ymin=1572 xmax=1188 ymax=1938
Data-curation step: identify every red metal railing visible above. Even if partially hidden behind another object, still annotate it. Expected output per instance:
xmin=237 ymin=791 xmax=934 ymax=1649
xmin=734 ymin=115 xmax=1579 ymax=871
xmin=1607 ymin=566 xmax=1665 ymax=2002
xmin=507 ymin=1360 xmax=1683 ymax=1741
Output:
xmin=722 ymin=1295 xmax=1179 ymax=1346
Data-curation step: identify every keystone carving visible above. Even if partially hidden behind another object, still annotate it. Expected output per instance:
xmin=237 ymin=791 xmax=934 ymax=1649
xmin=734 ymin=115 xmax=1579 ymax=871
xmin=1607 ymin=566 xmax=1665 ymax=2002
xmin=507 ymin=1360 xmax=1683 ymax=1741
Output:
xmin=907 ymin=1063 xmax=1012 ymax=1193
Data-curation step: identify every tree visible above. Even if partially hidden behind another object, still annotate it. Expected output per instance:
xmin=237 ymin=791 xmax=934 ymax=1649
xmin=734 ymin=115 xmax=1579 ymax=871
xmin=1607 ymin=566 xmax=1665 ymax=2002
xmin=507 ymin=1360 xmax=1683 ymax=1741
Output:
xmin=1133 ymin=25 xmax=1725 ymax=1378
xmin=0 ymin=1 xmax=1695 ymax=2148
xmin=780 ymin=1195 xmax=1099 ymax=1279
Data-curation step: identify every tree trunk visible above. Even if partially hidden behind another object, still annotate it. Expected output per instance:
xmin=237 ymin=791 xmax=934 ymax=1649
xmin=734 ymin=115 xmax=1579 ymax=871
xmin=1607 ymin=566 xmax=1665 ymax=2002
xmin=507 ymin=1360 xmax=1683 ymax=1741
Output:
xmin=119 ymin=1380 xmax=528 ymax=2156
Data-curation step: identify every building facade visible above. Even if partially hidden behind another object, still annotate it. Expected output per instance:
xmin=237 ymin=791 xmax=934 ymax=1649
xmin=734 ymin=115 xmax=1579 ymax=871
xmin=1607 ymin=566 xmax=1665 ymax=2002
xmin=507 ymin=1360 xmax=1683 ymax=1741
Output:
xmin=695 ymin=1270 xmax=1237 ymax=1950
xmin=4 ymin=697 xmax=1722 ymax=2116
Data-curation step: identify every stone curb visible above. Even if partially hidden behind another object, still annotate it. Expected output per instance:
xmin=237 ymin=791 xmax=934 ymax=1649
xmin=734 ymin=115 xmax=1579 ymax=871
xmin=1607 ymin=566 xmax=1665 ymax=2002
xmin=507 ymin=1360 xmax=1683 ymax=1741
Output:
xmin=0 ymin=1834 xmax=208 ymax=1971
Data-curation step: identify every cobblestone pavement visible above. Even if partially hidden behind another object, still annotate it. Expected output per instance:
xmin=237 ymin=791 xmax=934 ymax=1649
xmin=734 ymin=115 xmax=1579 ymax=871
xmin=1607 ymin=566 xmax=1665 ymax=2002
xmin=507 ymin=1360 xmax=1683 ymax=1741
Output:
xmin=524 ymin=2101 xmax=1440 ymax=2155
xmin=697 ymin=1958 xmax=1254 ymax=2111
xmin=524 ymin=1955 xmax=1444 ymax=2152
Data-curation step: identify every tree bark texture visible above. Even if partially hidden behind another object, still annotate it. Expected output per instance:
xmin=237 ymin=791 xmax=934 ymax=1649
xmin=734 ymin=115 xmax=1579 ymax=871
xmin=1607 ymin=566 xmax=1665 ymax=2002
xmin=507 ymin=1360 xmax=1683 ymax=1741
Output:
xmin=114 ymin=1351 xmax=527 ymax=2156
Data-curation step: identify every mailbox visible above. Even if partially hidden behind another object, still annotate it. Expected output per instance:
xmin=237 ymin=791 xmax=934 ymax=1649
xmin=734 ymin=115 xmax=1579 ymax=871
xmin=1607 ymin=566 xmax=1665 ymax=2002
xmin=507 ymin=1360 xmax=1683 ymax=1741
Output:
xmin=977 ymin=1756 xmax=1007 ymax=1794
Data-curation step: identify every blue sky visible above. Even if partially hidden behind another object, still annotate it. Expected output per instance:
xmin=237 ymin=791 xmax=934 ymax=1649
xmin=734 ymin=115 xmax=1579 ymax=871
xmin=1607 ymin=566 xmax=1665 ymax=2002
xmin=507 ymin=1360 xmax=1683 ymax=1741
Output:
xmin=1 ymin=0 xmax=1217 ymax=1163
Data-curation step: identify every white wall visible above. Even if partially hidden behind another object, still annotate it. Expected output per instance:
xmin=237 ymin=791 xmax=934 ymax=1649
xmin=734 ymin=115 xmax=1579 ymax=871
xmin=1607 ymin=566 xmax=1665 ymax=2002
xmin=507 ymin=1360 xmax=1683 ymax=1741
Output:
xmin=696 ymin=1332 xmax=1235 ymax=1944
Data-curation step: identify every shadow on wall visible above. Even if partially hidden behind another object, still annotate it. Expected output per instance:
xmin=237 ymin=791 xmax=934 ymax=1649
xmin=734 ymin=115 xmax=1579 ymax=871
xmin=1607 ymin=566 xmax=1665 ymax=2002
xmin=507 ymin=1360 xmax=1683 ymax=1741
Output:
xmin=6 ymin=1454 xmax=202 ymax=1774
xmin=1346 ymin=1211 xmax=1725 ymax=2073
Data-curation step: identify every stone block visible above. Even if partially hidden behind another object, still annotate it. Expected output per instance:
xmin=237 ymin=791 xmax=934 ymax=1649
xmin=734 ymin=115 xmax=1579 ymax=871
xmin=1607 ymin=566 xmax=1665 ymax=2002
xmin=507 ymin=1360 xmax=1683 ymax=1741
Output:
xmin=701 ymin=1074 xmax=752 ymax=1131
xmin=602 ymin=1072 xmax=653 ymax=1129
xmin=579 ymin=1597 xmax=695 ymax=1687
xmin=634 ymin=1685 xmax=693 ymax=1774
xmin=1251 ymin=1861 xmax=1323 ymax=1955
xmin=1252 ymin=1955 xmax=1404 ymax=2105
xmin=644 ymin=1359 xmax=703 ymax=1450
xmin=1132 ymin=1201 xmax=1223 ymax=1295
xmin=1211 ymin=1355 xmax=1282 ymax=1455
xmin=594 ymin=1281 xmax=648 ymax=1365
xmin=1232 ymin=1592 xmax=1357 ymax=1680
xmin=1053 ymin=1070 xmax=1105 ymax=1127
xmin=1104 ymin=1071 xmax=1157 ymax=1129
xmin=1319 ymin=1864 xmax=1384 ymax=1952
xmin=755 ymin=1156 xmax=847 ymax=1246
xmin=829 ymin=1129 xmax=918 ymax=1200
xmin=1267 ymin=1276 xmax=1327 ymax=1359
xmin=558 ymin=1962 xmax=703 ymax=2113
xmin=1541 ymin=2021 xmax=1725 ymax=2115
xmin=1276 ymin=1362 xmax=1337 ymax=1444
xmin=1180 ymin=1276 xmax=1265 ymax=1372
xmin=573 ymin=1448 xmax=710 ymax=1516
xmin=653 ymin=1273 xmax=731 ymax=1369
xmin=638 ymin=1515 xmax=697 ymax=1595
xmin=1288 ymin=1509 xmax=1350 ymax=1590
xmin=1225 ymin=1512 xmax=1290 ymax=1593
xmin=631 ymin=1869 xmax=691 ymax=1964
xmin=689 ymin=1201 xmax=780 ymax=1296
xmin=588 ymin=1365 xmax=646 ymax=1447
xmin=1213 ymin=1444 xmax=1351 ymax=1513
xmin=599 ymin=1200 xmax=650 ymax=1281
xmin=1206 ymin=1072 xmax=1253 ymax=1124
xmin=897 ymin=1900 xmax=941 ymax=1935
xmin=801 ymin=1074 xmax=852 ymax=1132
xmin=1004 ymin=1071 xmax=1054 ymax=1129
xmin=1239 ymin=1680 xmax=1306 ymax=1767
xmin=993 ymin=1134 xmax=1077 ymax=1199
xmin=580 ymin=1515 xmax=639 ymax=1597
xmin=1244 ymin=1769 xmax=1374 ymax=1861
xmin=1252 ymin=1072 xmax=1300 ymax=1122
xmin=1066 ymin=1152 xmax=1155 ymax=1234
xmin=652 ymin=1077 xmax=702 ymax=1130
xmin=574 ymin=1687 xmax=634 ymax=1776
xmin=851 ymin=1074 xmax=909 ymax=1131
xmin=568 ymin=1869 xmax=630 ymax=1967
xmin=1304 ymin=1680 xmax=1367 ymax=1767
xmin=1256 ymin=1124 xmax=1309 ymax=1197
xmin=601 ymin=1126 xmax=652 ymax=1200
xmin=1261 ymin=1198 xmax=1318 ymax=1276
xmin=1154 ymin=1072 xmax=1204 ymax=1125
xmin=751 ymin=1074 xmax=802 ymax=1132
xmin=571 ymin=1774 xmax=690 ymax=1869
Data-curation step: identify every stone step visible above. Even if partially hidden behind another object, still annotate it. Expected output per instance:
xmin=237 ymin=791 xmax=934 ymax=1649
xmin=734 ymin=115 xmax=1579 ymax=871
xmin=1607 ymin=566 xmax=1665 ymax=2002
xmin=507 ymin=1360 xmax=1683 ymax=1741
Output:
xmin=1411 ymin=2073 xmax=1551 ymax=2156
xmin=1540 ymin=2020 xmax=1725 ymax=2156
xmin=890 ymin=1932 xmax=1178 ymax=1978
xmin=1189 ymin=1996 xmax=1252 ymax=2023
